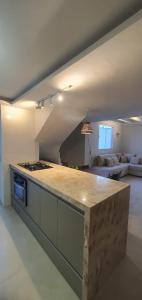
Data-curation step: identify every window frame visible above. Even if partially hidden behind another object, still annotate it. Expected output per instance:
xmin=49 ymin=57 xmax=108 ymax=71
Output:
xmin=98 ymin=124 xmax=113 ymax=150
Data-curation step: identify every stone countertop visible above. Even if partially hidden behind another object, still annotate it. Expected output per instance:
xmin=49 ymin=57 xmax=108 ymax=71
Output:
xmin=10 ymin=162 xmax=129 ymax=211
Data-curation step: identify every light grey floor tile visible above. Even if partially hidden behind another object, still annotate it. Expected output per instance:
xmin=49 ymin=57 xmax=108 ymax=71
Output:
xmin=96 ymin=175 xmax=142 ymax=300
xmin=0 ymin=205 xmax=79 ymax=300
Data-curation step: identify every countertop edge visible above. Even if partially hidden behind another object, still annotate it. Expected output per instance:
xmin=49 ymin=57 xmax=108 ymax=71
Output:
xmin=10 ymin=163 xmax=129 ymax=212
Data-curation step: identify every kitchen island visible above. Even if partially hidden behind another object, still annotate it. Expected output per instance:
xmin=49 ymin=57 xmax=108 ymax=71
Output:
xmin=10 ymin=162 xmax=130 ymax=300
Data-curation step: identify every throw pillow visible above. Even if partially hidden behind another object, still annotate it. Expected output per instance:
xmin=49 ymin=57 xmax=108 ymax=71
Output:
xmin=124 ymin=153 xmax=133 ymax=162
xmin=105 ymin=158 xmax=114 ymax=167
xmin=120 ymin=155 xmax=128 ymax=163
xmin=139 ymin=157 xmax=142 ymax=165
xmin=94 ymin=156 xmax=105 ymax=166
xmin=130 ymin=156 xmax=139 ymax=165
xmin=113 ymin=156 xmax=119 ymax=165
xmin=116 ymin=153 xmax=121 ymax=161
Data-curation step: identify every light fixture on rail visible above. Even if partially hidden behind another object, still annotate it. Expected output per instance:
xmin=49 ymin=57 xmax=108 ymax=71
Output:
xmin=36 ymin=84 xmax=73 ymax=109
xmin=36 ymin=100 xmax=45 ymax=109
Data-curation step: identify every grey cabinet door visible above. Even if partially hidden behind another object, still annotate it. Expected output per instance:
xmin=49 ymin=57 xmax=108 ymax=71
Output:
xmin=27 ymin=181 xmax=41 ymax=226
xmin=58 ymin=201 xmax=84 ymax=276
xmin=40 ymin=189 xmax=58 ymax=246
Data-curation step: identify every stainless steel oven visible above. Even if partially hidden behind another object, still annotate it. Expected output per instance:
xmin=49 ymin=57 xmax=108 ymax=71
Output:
xmin=14 ymin=173 xmax=27 ymax=207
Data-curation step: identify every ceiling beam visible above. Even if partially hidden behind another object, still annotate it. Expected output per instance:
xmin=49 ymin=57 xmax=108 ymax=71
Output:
xmin=0 ymin=96 xmax=13 ymax=102
xmin=12 ymin=8 xmax=142 ymax=104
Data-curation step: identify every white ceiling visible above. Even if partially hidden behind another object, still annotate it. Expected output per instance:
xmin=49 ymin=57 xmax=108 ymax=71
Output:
xmin=0 ymin=0 xmax=141 ymax=100
xmin=20 ymin=10 xmax=142 ymax=121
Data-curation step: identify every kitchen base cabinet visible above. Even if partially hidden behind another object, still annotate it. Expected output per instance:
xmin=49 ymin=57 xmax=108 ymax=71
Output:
xmin=13 ymin=198 xmax=82 ymax=298
xmin=11 ymin=162 xmax=130 ymax=300
xmin=26 ymin=181 xmax=41 ymax=226
xmin=27 ymin=181 xmax=58 ymax=246
xmin=40 ymin=189 xmax=58 ymax=246
xmin=58 ymin=201 xmax=84 ymax=276
xmin=11 ymin=170 xmax=83 ymax=298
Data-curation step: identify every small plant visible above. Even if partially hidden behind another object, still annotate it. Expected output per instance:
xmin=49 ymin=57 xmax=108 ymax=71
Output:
xmin=70 ymin=165 xmax=79 ymax=170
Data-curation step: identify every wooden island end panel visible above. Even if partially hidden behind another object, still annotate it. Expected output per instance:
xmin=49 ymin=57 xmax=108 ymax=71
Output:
xmin=83 ymin=185 xmax=130 ymax=300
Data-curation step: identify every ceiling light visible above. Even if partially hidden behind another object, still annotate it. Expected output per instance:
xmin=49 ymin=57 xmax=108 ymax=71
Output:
xmin=118 ymin=119 xmax=129 ymax=123
xmin=63 ymin=84 xmax=73 ymax=91
xmin=130 ymin=116 xmax=141 ymax=122
xmin=58 ymin=93 xmax=63 ymax=102
xmin=81 ymin=121 xmax=93 ymax=134
xmin=36 ymin=84 xmax=73 ymax=107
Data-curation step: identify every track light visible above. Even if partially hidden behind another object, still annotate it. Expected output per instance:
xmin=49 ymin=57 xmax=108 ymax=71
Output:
xmin=40 ymin=100 xmax=45 ymax=109
xmin=36 ymin=100 xmax=45 ymax=109
xmin=36 ymin=84 xmax=73 ymax=108
xmin=36 ymin=102 xmax=41 ymax=109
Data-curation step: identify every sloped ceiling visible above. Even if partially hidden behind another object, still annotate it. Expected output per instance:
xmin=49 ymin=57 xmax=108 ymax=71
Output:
xmin=0 ymin=0 xmax=141 ymax=100
xmin=20 ymin=11 xmax=142 ymax=121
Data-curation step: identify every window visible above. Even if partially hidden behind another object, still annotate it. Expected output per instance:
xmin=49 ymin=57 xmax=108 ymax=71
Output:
xmin=98 ymin=125 xmax=113 ymax=149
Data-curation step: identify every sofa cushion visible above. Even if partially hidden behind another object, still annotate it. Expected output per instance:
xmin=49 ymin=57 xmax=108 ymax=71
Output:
xmin=90 ymin=163 xmax=129 ymax=178
xmin=129 ymin=164 xmax=142 ymax=171
xmin=128 ymin=164 xmax=142 ymax=177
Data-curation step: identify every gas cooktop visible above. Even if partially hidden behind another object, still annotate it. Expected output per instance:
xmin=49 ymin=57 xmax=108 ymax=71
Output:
xmin=18 ymin=162 xmax=53 ymax=171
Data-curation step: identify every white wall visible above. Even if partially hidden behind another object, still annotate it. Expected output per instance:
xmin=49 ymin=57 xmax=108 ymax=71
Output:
xmin=85 ymin=121 xmax=122 ymax=165
xmin=121 ymin=124 xmax=142 ymax=155
xmin=39 ymin=104 xmax=85 ymax=163
xmin=60 ymin=124 xmax=85 ymax=166
xmin=0 ymin=105 xmax=38 ymax=206
xmin=35 ymin=105 xmax=54 ymax=138
xmin=59 ymin=120 xmax=122 ymax=166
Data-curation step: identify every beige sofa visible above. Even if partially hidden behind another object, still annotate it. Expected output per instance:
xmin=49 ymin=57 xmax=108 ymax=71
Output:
xmin=88 ymin=153 xmax=142 ymax=178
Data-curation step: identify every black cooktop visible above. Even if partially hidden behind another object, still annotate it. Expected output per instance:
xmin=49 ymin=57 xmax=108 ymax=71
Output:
xmin=18 ymin=162 xmax=53 ymax=171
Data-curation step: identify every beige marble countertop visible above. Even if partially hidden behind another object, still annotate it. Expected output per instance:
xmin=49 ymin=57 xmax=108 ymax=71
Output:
xmin=10 ymin=162 xmax=129 ymax=211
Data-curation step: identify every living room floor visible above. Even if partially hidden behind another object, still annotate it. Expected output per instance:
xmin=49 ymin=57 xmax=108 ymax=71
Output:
xmin=96 ymin=175 xmax=142 ymax=300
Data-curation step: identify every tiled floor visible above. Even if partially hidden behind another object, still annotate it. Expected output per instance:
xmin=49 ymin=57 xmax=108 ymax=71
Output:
xmin=0 ymin=176 xmax=142 ymax=300
xmin=96 ymin=175 xmax=142 ymax=300
xmin=0 ymin=205 xmax=79 ymax=300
